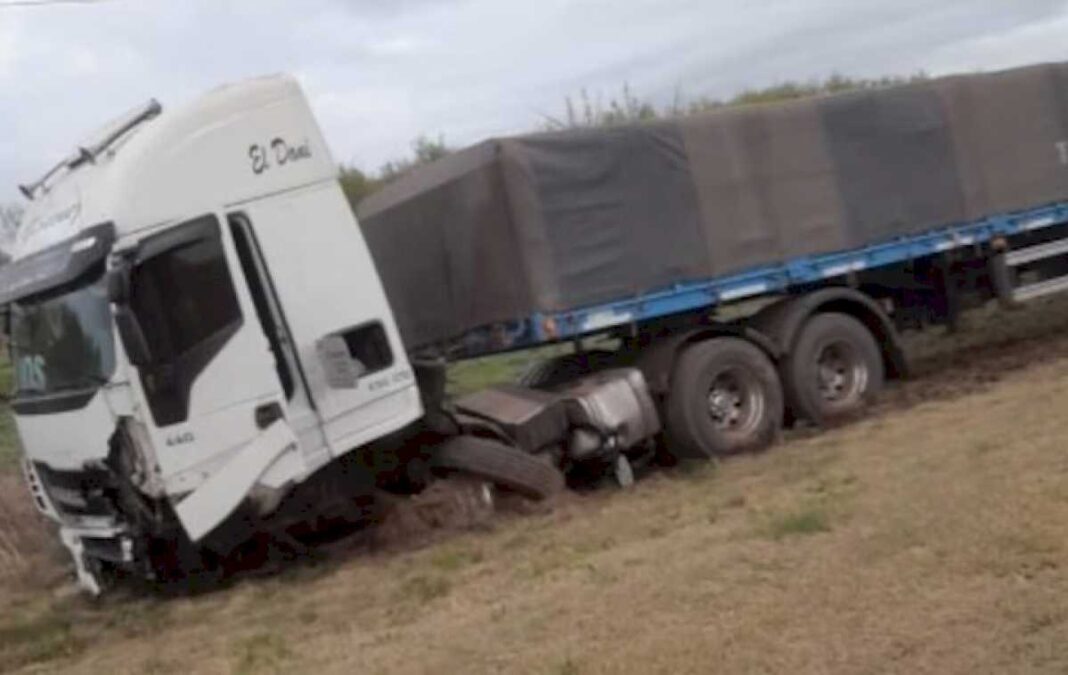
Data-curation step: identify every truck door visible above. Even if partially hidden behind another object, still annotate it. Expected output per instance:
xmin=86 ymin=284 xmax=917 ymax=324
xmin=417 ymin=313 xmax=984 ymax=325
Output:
xmin=230 ymin=183 xmax=421 ymax=458
xmin=121 ymin=214 xmax=298 ymax=504
xmin=226 ymin=213 xmax=329 ymax=470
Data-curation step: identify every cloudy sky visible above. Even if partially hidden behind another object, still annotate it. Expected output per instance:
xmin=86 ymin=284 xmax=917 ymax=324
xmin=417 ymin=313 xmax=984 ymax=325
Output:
xmin=1 ymin=0 xmax=1067 ymax=203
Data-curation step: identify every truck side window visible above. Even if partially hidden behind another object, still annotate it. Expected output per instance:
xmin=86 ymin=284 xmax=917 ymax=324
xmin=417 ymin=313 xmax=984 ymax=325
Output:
xmin=129 ymin=217 xmax=242 ymax=425
xmin=341 ymin=322 xmax=393 ymax=376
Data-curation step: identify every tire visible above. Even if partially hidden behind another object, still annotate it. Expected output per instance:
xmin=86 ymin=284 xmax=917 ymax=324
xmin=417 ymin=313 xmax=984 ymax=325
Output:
xmin=147 ymin=535 xmax=223 ymax=590
xmin=782 ymin=312 xmax=884 ymax=425
xmin=431 ymin=436 xmax=565 ymax=500
xmin=665 ymin=337 xmax=783 ymax=458
xmin=518 ymin=350 xmax=615 ymax=390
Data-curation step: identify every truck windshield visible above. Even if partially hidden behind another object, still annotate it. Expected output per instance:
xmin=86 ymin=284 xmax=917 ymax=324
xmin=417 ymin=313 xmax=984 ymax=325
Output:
xmin=9 ymin=272 xmax=116 ymax=396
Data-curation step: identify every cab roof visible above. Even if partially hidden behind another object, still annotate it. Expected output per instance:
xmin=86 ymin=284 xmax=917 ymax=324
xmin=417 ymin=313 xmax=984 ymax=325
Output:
xmin=13 ymin=75 xmax=338 ymax=261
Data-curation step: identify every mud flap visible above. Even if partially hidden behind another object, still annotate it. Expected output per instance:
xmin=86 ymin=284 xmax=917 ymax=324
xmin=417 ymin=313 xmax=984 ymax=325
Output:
xmin=174 ymin=420 xmax=298 ymax=542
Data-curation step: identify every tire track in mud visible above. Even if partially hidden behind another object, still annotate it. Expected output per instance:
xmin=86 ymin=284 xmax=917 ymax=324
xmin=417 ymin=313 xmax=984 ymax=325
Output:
xmin=881 ymin=314 xmax=1068 ymax=414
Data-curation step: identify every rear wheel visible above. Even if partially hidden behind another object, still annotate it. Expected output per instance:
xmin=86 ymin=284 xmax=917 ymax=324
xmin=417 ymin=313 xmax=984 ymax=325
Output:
xmin=665 ymin=337 xmax=783 ymax=458
xmin=783 ymin=312 xmax=884 ymax=425
xmin=431 ymin=436 xmax=565 ymax=500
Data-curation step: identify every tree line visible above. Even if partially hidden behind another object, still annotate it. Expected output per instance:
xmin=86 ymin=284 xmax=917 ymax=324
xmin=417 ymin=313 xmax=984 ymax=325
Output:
xmin=339 ymin=72 xmax=926 ymax=209
xmin=0 ymin=205 xmax=21 ymax=265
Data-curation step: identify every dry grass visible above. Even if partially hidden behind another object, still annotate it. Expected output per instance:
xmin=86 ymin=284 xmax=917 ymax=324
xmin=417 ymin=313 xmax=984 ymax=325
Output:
xmin=0 ymin=356 xmax=67 ymax=599
xmin=0 ymin=356 xmax=78 ymax=672
xmin=0 ymin=474 xmax=61 ymax=583
xmin=2 ymin=330 xmax=1067 ymax=672
xmin=0 ymin=474 xmax=72 ymax=672
xmin=5 ymin=299 xmax=1068 ymax=672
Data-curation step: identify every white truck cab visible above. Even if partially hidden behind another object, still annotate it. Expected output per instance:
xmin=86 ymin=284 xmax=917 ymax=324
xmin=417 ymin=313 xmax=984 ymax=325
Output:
xmin=4 ymin=76 xmax=422 ymax=591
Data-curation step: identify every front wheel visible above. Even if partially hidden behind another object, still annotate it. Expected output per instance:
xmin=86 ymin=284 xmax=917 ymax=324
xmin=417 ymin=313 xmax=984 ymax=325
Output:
xmin=431 ymin=436 xmax=565 ymax=500
xmin=782 ymin=312 xmax=884 ymax=425
xmin=664 ymin=337 xmax=784 ymax=458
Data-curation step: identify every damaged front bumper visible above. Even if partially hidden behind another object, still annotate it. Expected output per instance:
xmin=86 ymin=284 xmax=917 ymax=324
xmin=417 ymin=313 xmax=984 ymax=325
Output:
xmin=58 ymin=523 xmax=136 ymax=595
xmin=23 ymin=458 xmax=138 ymax=594
xmin=22 ymin=418 xmax=306 ymax=595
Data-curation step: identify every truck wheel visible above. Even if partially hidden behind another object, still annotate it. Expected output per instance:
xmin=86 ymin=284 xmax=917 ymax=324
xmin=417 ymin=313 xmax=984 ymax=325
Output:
xmin=783 ymin=312 xmax=884 ymax=425
xmin=518 ymin=350 xmax=615 ymax=389
xmin=665 ymin=337 xmax=783 ymax=458
xmin=432 ymin=436 xmax=565 ymax=500
xmin=147 ymin=536 xmax=223 ymax=590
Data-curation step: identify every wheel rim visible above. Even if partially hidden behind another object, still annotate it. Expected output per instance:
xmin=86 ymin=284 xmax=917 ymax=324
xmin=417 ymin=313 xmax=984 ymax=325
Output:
xmin=706 ymin=366 xmax=765 ymax=436
xmin=815 ymin=340 xmax=868 ymax=404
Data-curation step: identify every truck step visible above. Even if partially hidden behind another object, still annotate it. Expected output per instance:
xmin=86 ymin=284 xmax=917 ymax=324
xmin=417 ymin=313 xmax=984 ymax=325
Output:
xmin=1005 ymin=237 xmax=1068 ymax=267
xmin=991 ymin=234 xmax=1068 ymax=306
xmin=1012 ymin=274 xmax=1068 ymax=302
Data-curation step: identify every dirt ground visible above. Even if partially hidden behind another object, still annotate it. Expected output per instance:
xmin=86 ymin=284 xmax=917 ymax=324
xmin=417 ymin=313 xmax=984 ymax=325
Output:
xmin=4 ymin=299 xmax=1068 ymax=673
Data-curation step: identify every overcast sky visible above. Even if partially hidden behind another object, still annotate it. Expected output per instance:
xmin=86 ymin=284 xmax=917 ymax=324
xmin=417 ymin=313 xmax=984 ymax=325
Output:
xmin=2 ymin=0 xmax=1067 ymax=203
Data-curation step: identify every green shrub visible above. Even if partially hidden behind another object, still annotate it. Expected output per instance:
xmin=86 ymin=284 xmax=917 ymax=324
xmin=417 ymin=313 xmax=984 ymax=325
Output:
xmin=765 ymin=508 xmax=831 ymax=540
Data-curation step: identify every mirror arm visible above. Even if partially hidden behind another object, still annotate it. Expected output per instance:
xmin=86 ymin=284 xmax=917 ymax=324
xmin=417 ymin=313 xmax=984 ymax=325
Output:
xmin=107 ymin=258 xmax=133 ymax=305
xmin=114 ymin=306 xmax=152 ymax=367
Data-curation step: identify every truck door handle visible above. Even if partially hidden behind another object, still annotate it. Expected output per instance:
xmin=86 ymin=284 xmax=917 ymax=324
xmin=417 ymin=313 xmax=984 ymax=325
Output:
xmin=255 ymin=402 xmax=284 ymax=429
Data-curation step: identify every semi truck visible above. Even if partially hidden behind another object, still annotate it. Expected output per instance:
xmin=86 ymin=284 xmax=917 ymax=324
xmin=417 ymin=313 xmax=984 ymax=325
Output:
xmin=4 ymin=62 xmax=1068 ymax=593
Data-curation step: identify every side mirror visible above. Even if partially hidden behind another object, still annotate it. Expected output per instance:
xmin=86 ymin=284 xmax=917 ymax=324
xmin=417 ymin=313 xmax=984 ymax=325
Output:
xmin=114 ymin=306 xmax=152 ymax=366
xmin=108 ymin=258 xmax=151 ymax=366
xmin=0 ymin=306 xmax=10 ymax=342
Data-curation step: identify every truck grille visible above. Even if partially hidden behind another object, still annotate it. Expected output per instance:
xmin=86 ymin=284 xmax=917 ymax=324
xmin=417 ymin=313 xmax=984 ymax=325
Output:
xmin=33 ymin=462 xmax=118 ymax=520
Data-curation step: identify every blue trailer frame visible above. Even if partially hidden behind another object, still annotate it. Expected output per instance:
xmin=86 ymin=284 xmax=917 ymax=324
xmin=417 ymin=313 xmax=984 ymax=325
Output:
xmin=453 ymin=201 xmax=1068 ymax=359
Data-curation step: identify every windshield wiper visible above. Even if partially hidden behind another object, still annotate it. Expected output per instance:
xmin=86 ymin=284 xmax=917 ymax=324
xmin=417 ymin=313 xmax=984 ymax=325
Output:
xmin=57 ymin=374 xmax=114 ymax=390
xmin=14 ymin=375 xmax=113 ymax=398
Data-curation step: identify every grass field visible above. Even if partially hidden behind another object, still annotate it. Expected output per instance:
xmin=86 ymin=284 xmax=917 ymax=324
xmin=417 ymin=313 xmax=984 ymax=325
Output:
xmin=0 ymin=355 xmax=16 ymax=472
xmin=3 ymin=300 xmax=1068 ymax=673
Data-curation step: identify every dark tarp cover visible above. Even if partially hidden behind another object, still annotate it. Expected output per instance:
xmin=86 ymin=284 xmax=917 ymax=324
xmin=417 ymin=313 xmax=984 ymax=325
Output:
xmin=357 ymin=62 xmax=1068 ymax=350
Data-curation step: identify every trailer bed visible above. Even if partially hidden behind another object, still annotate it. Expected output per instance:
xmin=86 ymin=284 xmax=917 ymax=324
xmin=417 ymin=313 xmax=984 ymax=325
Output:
xmin=452 ymin=200 xmax=1068 ymax=357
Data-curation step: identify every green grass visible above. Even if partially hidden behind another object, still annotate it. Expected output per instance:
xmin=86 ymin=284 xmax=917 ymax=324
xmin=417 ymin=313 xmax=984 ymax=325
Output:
xmin=430 ymin=546 xmax=484 ymax=572
xmin=446 ymin=344 xmax=569 ymax=396
xmin=0 ymin=610 xmax=85 ymax=672
xmin=0 ymin=353 xmax=10 ymax=396
xmin=764 ymin=507 xmax=832 ymax=540
xmin=397 ymin=574 xmax=452 ymax=603
xmin=0 ymin=354 xmax=16 ymax=473
xmin=0 ymin=413 xmax=16 ymax=473
xmin=231 ymin=632 xmax=292 ymax=675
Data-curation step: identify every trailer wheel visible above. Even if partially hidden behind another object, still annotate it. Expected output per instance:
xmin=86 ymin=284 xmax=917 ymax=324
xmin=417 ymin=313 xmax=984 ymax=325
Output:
xmin=517 ymin=350 xmax=615 ymax=389
xmin=665 ymin=337 xmax=783 ymax=458
xmin=432 ymin=436 xmax=565 ymax=500
xmin=783 ymin=312 xmax=884 ymax=425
